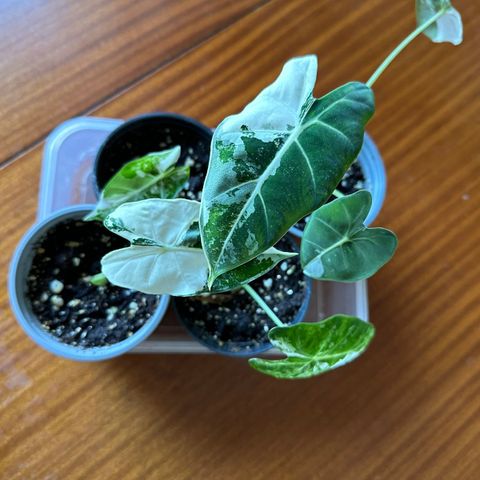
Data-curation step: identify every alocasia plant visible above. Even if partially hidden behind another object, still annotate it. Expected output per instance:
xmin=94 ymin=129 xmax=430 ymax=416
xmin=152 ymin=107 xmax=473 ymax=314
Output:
xmin=97 ymin=1 xmax=463 ymax=379
xmin=200 ymin=58 xmax=374 ymax=287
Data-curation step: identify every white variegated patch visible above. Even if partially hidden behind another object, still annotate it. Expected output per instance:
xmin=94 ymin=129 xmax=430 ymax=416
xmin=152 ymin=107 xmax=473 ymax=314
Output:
xmin=104 ymin=198 xmax=200 ymax=246
xmin=102 ymin=198 xmax=296 ymax=296
xmin=102 ymin=198 xmax=207 ymax=295
xmin=102 ymin=245 xmax=209 ymax=296
xmin=416 ymin=0 xmax=463 ymax=45
xmin=218 ymin=55 xmax=318 ymax=134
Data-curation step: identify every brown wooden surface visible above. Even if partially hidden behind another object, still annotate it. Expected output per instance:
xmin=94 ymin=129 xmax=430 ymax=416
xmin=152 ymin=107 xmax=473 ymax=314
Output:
xmin=0 ymin=0 xmax=265 ymax=164
xmin=1 ymin=0 xmax=479 ymax=478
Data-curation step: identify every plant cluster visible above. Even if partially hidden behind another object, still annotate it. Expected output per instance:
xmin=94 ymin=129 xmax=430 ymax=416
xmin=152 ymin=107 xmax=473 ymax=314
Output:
xmin=87 ymin=1 xmax=462 ymax=379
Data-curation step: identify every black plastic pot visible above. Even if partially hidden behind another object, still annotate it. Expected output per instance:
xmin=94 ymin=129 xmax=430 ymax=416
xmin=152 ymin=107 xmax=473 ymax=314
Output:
xmin=9 ymin=204 xmax=169 ymax=361
xmin=93 ymin=112 xmax=213 ymax=195
xmin=173 ymin=235 xmax=312 ymax=357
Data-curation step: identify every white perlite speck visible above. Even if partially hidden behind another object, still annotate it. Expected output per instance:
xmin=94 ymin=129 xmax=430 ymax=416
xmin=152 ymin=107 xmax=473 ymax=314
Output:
xmin=106 ymin=306 xmax=118 ymax=321
xmin=67 ymin=299 xmax=81 ymax=308
xmin=49 ymin=279 xmax=64 ymax=294
xmin=50 ymin=295 xmax=64 ymax=307
xmin=128 ymin=301 xmax=139 ymax=311
xmin=263 ymin=278 xmax=273 ymax=289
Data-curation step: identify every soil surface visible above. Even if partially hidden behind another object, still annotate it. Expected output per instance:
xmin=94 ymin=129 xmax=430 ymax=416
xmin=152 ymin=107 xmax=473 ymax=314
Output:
xmin=174 ymin=236 xmax=309 ymax=355
xmin=27 ymin=219 xmax=161 ymax=347
xmin=294 ymin=160 xmax=366 ymax=232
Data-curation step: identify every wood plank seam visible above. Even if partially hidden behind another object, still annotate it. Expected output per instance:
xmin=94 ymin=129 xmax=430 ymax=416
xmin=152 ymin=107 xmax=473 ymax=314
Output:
xmin=0 ymin=0 xmax=272 ymax=170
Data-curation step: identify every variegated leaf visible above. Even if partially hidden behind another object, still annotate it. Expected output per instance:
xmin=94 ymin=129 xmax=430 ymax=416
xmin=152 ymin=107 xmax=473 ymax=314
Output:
xmin=249 ymin=315 xmax=375 ymax=379
xmin=416 ymin=0 xmax=463 ymax=45
xmin=102 ymin=199 xmax=296 ymax=296
xmin=200 ymin=55 xmax=374 ymax=287
xmin=85 ymin=146 xmax=189 ymax=221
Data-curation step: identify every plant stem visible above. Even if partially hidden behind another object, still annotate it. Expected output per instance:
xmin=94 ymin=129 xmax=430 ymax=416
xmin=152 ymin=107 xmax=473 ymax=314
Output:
xmin=243 ymin=284 xmax=284 ymax=328
xmin=91 ymin=272 xmax=108 ymax=286
xmin=332 ymin=189 xmax=345 ymax=198
xmin=366 ymin=8 xmax=447 ymax=88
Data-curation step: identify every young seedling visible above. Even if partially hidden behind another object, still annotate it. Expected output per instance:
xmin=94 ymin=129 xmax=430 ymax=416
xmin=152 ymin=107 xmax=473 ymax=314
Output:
xmin=85 ymin=146 xmax=189 ymax=222
xmin=99 ymin=0 xmax=463 ymax=379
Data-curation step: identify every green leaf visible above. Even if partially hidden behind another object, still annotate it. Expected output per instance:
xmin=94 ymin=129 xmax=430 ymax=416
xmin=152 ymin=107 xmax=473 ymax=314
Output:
xmin=209 ymin=248 xmax=296 ymax=293
xmin=200 ymin=55 xmax=374 ymax=287
xmin=249 ymin=315 xmax=375 ymax=379
xmin=90 ymin=272 xmax=108 ymax=286
xmin=416 ymin=0 xmax=463 ymax=45
xmin=85 ymin=146 xmax=189 ymax=221
xmin=102 ymin=199 xmax=296 ymax=296
xmin=300 ymin=190 xmax=397 ymax=282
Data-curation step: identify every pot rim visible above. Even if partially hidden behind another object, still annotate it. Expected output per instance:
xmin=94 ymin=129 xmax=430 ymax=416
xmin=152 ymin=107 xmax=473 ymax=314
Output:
xmin=8 ymin=203 xmax=170 ymax=362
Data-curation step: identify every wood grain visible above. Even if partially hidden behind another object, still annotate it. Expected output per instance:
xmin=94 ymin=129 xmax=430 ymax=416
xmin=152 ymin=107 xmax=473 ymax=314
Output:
xmin=0 ymin=0 xmax=265 ymax=164
xmin=1 ymin=0 xmax=479 ymax=478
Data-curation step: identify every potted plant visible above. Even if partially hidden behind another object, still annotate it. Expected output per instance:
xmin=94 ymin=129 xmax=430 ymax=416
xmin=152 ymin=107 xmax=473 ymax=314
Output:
xmin=173 ymin=234 xmax=313 ymax=356
xmin=9 ymin=147 xmax=191 ymax=360
xmin=93 ymin=112 xmax=213 ymax=202
xmin=10 ymin=0 xmax=463 ymax=373
xmin=95 ymin=1 xmax=463 ymax=378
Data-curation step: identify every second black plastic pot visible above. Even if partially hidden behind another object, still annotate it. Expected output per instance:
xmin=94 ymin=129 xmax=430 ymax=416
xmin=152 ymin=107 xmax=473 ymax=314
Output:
xmin=173 ymin=235 xmax=312 ymax=357
xmin=93 ymin=112 xmax=213 ymax=196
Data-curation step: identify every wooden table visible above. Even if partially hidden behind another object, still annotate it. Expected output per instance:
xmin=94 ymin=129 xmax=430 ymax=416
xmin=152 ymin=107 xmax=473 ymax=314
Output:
xmin=1 ymin=1 xmax=478 ymax=478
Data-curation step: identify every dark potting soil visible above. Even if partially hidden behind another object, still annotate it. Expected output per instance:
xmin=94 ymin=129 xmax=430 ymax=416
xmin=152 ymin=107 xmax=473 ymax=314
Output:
xmin=174 ymin=237 xmax=309 ymax=354
xmin=294 ymin=160 xmax=366 ymax=232
xmin=26 ymin=220 xmax=161 ymax=347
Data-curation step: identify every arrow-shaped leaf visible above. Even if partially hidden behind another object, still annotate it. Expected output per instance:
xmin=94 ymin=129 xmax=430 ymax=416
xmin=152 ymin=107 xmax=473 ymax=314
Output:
xmin=85 ymin=146 xmax=189 ymax=221
xmin=249 ymin=315 xmax=375 ymax=379
xmin=300 ymin=190 xmax=397 ymax=282
xmin=101 ymin=199 xmax=296 ymax=296
xmin=200 ymin=55 xmax=374 ymax=287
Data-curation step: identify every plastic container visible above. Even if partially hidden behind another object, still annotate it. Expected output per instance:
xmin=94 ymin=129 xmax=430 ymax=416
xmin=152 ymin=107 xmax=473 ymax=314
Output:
xmin=30 ymin=116 xmax=370 ymax=355
xmin=143 ymin=280 xmax=367 ymax=356
xmin=289 ymin=132 xmax=386 ymax=237
xmin=39 ymin=117 xmax=123 ymax=220
xmin=8 ymin=204 xmax=170 ymax=361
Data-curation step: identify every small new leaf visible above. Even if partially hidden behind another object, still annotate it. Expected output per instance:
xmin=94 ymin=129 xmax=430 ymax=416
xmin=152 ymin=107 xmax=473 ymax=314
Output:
xmin=249 ymin=315 xmax=375 ymax=379
xmin=300 ymin=190 xmax=397 ymax=282
xmin=416 ymin=0 xmax=463 ymax=45
xmin=85 ymin=146 xmax=189 ymax=221
xmin=90 ymin=272 xmax=108 ymax=286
